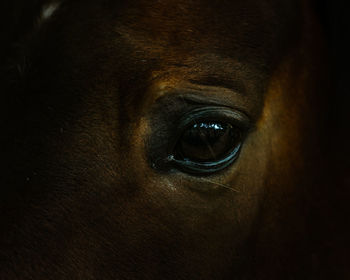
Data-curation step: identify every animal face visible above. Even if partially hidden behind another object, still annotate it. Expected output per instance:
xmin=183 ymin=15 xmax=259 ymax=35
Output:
xmin=1 ymin=1 xmax=329 ymax=279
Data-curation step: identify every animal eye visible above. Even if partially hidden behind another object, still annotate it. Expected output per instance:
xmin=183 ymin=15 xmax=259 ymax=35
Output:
xmin=168 ymin=107 xmax=249 ymax=175
xmin=176 ymin=121 xmax=241 ymax=161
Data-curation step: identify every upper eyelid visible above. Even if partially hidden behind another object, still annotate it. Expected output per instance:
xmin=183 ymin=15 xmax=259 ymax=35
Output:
xmin=177 ymin=100 xmax=257 ymax=133
xmin=178 ymin=106 xmax=251 ymax=128
xmin=153 ymin=87 xmax=253 ymax=121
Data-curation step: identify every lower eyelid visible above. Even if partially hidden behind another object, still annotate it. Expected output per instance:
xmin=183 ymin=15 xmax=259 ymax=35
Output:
xmin=168 ymin=142 xmax=242 ymax=175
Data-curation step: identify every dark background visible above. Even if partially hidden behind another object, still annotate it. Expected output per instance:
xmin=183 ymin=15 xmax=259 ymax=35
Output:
xmin=317 ymin=0 xmax=350 ymax=277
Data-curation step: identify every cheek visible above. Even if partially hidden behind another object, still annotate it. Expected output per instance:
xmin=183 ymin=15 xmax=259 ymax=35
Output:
xmin=124 ymin=115 xmax=259 ymax=270
xmin=246 ymin=47 xmax=320 ymax=269
xmin=258 ymin=55 xmax=309 ymax=192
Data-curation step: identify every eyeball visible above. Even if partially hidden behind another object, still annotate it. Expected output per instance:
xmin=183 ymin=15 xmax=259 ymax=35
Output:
xmin=168 ymin=107 xmax=249 ymax=175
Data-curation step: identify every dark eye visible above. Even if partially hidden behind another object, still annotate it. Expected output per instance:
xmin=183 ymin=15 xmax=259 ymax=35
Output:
xmin=167 ymin=107 xmax=249 ymax=175
xmin=176 ymin=121 xmax=241 ymax=161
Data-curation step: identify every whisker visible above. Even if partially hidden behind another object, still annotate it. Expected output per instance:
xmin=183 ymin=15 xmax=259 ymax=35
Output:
xmin=200 ymin=178 xmax=240 ymax=193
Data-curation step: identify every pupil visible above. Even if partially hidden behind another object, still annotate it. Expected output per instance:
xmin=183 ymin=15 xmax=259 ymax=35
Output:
xmin=177 ymin=121 xmax=240 ymax=162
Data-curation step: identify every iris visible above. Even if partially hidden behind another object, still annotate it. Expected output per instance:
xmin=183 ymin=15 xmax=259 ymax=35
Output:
xmin=167 ymin=107 xmax=248 ymax=175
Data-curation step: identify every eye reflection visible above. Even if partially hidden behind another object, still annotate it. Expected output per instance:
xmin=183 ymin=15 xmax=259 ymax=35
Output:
xmin=176 ymin=121 xmax=241 ymax=163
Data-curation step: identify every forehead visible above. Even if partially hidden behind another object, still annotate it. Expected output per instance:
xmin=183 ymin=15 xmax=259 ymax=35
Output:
xmin=101 ymin=0 xmax=301 ymax=66
xmin=57 ymin=0 xmax=302 ymax=68
xmin=109 ymin=0 xmax=301 ymax=30
xmin=29 ymin=0 xmax=306 ymax=118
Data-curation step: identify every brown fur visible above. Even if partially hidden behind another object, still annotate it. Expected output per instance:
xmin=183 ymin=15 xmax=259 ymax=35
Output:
xmin=0 ymin=1 xmax=339 ymax=279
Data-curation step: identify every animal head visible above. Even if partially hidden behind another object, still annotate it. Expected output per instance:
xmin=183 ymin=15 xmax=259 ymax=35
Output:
xmin=1 ymin=1 xmax=334 ymax=279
